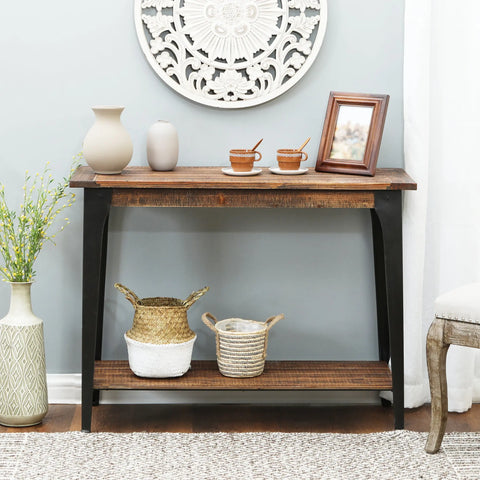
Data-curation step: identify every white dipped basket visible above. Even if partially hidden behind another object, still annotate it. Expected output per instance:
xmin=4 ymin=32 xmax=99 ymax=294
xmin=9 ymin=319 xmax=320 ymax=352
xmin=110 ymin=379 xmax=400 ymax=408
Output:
xmin=124 ymin=334 xmax=196 ymax=378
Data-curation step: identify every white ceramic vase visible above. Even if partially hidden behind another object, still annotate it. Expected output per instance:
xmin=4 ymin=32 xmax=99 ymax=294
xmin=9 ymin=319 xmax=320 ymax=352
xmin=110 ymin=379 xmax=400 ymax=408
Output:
xmin=146 ymin=120 xmax=179 ymax=171
xmin=0 ymin=282 xmax=48 ymax=427
xmin=83 ymin=106 xmax=133 ymax=174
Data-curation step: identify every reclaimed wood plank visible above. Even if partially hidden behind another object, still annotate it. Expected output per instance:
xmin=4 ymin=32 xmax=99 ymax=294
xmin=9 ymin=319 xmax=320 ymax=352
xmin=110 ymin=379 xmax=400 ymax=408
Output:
xmin=93 ymin=360 xmax=392 ymax=391
xmin=69 ymin=167 xmax=97 ymax=188
xmin=70 ymin=166 xmax=417 ymax=191
xmin=111 ymin=189 xmax=375 ymax=208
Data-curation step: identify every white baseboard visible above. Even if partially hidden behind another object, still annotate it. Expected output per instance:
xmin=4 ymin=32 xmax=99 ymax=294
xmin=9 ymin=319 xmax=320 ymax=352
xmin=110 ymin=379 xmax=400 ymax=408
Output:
xmin=47 ymin=374 xmax=82 ymax=404
xmin=47 ymin=374 xmax=381 ymax=405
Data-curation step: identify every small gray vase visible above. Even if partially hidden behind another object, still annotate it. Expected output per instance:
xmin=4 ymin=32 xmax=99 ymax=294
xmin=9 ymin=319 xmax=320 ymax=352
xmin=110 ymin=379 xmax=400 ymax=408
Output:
xmin=146 ymin=120 xmax=179 ymax=171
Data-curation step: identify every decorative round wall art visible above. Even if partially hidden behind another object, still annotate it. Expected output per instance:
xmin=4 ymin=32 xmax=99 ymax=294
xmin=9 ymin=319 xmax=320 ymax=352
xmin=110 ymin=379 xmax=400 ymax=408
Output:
xmin=134 ymin=0 xmax=328 ymax=109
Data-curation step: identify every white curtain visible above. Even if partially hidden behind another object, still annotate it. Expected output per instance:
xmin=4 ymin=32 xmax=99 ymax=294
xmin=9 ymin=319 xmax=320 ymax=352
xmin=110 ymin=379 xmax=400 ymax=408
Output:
xmin=404 ymin=0 xmax=480 ymax=411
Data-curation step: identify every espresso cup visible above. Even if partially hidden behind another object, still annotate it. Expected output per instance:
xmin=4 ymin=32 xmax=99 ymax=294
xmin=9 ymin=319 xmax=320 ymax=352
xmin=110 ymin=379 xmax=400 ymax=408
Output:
xmin=229 ymin=149 xmax=262 ymax=172
xmin=276 ymin=149 xmax=308 ymax=170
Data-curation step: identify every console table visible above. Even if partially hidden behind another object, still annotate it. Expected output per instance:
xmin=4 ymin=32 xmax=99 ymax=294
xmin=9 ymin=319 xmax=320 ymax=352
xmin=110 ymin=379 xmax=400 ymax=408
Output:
xmin=70 ymin=166 xmax=416 ymax=432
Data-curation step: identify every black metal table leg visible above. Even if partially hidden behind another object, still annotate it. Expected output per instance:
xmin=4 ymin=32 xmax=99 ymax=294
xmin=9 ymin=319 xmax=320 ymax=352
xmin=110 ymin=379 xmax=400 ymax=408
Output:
xmin=92 ymin=216 xmax=110 ymax=407
xmin=82 ymin=188 xmax=112 ymax=432
xmin=371 ymin=209 xmax=390 ymax=364
xmin=371 ymin=191 xmax=404 ymax=429
xmin=371 ymin=206 xmax=391 ymax=408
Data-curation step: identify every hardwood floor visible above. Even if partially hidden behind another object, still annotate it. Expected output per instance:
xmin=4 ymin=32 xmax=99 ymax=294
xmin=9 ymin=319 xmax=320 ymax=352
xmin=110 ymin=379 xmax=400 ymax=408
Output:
xmin=1 ymin=404 xmax=480 ymax=434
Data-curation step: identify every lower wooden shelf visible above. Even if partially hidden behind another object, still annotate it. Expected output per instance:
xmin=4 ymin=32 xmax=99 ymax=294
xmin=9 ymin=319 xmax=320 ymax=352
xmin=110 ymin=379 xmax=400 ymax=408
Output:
xmin=93 ymin=360 xmax=392 ymax=391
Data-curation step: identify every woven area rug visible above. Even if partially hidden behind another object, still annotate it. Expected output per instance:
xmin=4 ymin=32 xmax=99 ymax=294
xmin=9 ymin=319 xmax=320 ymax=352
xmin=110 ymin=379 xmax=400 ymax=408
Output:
xmin=1 ymin=431 xmax=479 ymax=480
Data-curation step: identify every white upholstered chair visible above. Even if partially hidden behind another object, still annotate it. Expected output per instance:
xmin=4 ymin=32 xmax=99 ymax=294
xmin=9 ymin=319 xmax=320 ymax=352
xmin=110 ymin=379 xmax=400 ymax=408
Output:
xmin=425 ymin=283 xmax=480 ymax=453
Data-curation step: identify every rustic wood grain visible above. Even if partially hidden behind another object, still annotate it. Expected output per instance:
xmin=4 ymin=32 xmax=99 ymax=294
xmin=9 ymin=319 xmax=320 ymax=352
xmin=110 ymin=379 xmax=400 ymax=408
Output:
xmin=70 ymin=166 xmax=417 ymax=191
xmin=68 ymin=166 xmax=97 ymax=188
xmin=111 ymin=188 xmax=375 ymax=208
xmin=93 ymin=360 xmax=392 ymax=391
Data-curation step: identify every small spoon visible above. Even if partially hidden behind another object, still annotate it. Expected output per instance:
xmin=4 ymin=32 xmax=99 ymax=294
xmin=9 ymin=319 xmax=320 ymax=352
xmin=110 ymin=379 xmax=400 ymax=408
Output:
xmin=296 ymin=137 xmax=311 ymax=152
xmin=250 ymin=138 xmax=263 ymax=151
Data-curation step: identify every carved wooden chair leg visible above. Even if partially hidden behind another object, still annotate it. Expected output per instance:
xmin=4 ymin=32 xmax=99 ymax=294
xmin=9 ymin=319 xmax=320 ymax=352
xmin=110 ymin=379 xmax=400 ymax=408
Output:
xmin=425 ymin=318 xmax=450 ymax=454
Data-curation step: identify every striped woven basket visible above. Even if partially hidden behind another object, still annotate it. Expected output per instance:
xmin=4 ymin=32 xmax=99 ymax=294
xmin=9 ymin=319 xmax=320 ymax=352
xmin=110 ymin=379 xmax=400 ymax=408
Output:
xmin=202 ymin=312 xmax=283 ymax=378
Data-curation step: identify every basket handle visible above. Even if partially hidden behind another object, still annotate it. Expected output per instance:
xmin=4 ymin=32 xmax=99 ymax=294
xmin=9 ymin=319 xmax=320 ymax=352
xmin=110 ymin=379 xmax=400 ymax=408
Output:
xmin=114 ymin=283 xmax=139 ymax=307
xmin=264 ymin=314 xmax=284 ymax=331
xmin=183 ymin=286 xmax=210 ymax=309
xmin=202 ymin=312 xmax=218 ymax=332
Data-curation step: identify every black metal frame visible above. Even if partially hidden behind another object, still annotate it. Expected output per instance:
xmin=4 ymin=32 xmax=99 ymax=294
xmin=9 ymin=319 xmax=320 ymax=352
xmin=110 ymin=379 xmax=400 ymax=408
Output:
xmin=82 ymin=189 xmax=112 ymax=431
xmin=371 ymin=190 xmax=404 ymax=428
xmin=81 ymin=188 xmax=404 ymax=431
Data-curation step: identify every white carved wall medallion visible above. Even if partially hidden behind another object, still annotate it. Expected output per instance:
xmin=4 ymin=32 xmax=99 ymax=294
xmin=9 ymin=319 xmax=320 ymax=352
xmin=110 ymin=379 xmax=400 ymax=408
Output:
xmin=135 ymin=0 xmax=328 ymax=109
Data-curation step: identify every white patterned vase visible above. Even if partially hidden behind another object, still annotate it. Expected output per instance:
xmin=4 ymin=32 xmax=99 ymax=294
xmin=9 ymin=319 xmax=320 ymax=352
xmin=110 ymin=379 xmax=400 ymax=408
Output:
xmin=83 ymin=106 xmax=133 ymax=174
xmin=146 ymin=120 xmax=179 ymax=171
xmin=0 ymin=282 xmax=48 ymax=427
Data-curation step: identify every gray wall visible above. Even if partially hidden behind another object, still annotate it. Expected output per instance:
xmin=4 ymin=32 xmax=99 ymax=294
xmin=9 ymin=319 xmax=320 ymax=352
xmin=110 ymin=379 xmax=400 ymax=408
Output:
xmin=0 ymin=1 xmax=404 ymax=374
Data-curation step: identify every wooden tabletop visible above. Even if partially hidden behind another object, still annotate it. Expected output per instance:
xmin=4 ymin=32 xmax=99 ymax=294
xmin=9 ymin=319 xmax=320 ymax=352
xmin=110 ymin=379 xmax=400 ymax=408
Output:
xmin=70 ymin=166 xmax=417 ymax=191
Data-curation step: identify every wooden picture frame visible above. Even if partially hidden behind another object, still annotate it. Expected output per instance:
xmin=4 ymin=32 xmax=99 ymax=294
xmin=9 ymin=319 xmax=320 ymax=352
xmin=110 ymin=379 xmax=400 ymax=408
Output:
xmin=315 ymin=92 xmax=389 ymax=176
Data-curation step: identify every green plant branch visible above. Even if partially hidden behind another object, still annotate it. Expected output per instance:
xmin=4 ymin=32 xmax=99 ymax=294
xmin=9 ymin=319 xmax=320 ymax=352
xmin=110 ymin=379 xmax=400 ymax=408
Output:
xmin=0 ymin=154 xmax=80 ymax=282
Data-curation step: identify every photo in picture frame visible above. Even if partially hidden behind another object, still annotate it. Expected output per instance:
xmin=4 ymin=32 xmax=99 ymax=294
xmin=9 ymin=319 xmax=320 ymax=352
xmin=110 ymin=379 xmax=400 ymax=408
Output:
xmin=315 ymin=92 xmax=389 ymax=176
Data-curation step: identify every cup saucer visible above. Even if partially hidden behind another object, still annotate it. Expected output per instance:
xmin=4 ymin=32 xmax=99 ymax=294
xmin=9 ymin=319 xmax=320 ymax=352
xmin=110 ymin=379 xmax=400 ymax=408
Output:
xmin=269 ymin=167 xmax=308 ymax=175
xmin=222 ymin=167 xmax=262 ymax=176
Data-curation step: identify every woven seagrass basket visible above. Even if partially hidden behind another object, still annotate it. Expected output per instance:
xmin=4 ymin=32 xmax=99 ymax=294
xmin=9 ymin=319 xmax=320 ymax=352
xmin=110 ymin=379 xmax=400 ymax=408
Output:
xmin=115 ymin=283 xmax=209 ymax=344
xmin=115 ymin=283 xmax=209 ymax=378
xmin=202 ymin=312 xmax=283 ymax=378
